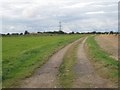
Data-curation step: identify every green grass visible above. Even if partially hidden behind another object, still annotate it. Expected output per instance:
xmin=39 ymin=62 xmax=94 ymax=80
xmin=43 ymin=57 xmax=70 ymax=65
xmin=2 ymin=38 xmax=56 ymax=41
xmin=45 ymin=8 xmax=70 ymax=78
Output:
xmin=86 ymin=36 xmax=118 ymax=82
xmin=58 ymin=37 xmax=83 ymax=88
xmin=2 ymin=34 xmax=83 ymax=87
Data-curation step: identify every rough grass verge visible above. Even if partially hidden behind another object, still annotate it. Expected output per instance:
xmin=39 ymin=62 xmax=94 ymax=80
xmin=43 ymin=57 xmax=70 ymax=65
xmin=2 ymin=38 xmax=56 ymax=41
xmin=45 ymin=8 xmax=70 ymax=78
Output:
xmin=86 ymin=35 xmax=119 ymax=84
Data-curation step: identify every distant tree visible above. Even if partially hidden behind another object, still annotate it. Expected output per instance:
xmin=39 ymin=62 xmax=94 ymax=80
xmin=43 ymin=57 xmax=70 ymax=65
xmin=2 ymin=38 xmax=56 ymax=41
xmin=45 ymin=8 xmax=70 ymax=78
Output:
xmin=69 ymin=31 xmax=75 ymax=34
xmin=96 ymin=32 xmax=101 ymax=34
xmin=104 ymin=32 xmax=109 ymax=34
xmin=92 ymin=31 xmax=96 ymax=34
xmin=76 ymin=32 xmax=80 ymax=34
xmin=109 ymin=31 xmax=114 ymax=34
xmin=20 ymin=33 xmax=23 ymax=35
xmin=7 ymin=33 xmax=10 ymax=35
xmin=58 ymin=30 xmax=65 ymax=34
xmin=37 ymin=32 xmax=42 ymax=34
xmin=11 ymin=33 xmax=19 ymax=35
xmin=2 ymin=34 xmax=6 ymax=36
xmin=24 ymin=30 xmax=29 ymax=35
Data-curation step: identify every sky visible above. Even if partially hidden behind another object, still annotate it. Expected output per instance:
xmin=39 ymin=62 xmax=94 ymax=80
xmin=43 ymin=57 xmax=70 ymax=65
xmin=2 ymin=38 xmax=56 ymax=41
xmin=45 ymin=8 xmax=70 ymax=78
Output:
xmin=1 ymin=0 xmax=119 ymax=33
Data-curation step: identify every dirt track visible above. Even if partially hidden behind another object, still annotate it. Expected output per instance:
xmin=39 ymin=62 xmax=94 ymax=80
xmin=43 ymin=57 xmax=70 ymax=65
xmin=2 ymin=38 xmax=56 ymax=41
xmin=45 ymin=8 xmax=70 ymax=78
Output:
xmin=73 ymin=37 xmax=114 ymax=88
xmin=20 ymin=37 xmax=83 ymax=88
xmin=20 ymin=36 xmax=117 ymax=88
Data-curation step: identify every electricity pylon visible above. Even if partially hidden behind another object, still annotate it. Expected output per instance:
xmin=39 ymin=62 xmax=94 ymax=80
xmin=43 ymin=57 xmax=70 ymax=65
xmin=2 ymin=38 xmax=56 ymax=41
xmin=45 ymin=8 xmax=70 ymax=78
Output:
xmin=59 ymin=21 xmax=62 ymax=31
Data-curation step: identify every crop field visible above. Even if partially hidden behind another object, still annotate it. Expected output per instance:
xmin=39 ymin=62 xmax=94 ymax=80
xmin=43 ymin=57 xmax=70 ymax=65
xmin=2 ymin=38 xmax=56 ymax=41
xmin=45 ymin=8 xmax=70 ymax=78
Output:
xmin=2 ymin=35 xmax=83 ymax=87
xmin=86 ymin=36 xmax=118 ymax=84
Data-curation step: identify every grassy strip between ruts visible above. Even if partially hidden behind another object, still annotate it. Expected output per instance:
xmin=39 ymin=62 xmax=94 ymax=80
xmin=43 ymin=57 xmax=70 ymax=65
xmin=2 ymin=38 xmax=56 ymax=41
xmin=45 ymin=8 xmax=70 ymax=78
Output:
xmin=86 ymin=35 xmax=119 ymax=84
xmin=2 ymin=35 xmax=84 ymax=88
xmin=58 ymin=37 xmax=84 ymax=88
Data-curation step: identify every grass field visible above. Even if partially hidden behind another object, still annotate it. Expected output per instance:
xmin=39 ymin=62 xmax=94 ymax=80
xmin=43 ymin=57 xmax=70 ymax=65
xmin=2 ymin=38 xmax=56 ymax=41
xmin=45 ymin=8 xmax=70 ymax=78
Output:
xmin=86 ymin=36 xmax=118 ymax=83
xmin=2 ymin=35 xmax=82 ymax=87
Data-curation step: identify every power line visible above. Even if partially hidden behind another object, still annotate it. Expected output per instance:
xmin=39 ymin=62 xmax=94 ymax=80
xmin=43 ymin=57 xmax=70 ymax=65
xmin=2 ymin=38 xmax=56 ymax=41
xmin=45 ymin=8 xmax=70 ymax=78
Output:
xmin=59 ymin=21 xmax=62 ymax=31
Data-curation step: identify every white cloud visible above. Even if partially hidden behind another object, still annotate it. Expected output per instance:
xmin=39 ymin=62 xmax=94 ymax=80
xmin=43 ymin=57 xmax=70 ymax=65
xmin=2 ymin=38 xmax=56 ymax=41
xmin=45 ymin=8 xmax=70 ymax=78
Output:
xmin=86 ymin=11 xmax=105 ymax=14
xmin=9 ymin=26 xmax=15 ymax=30
xmin=22 ymin=7 xmax=38 ymax=18
xmin=1 ymin=0 xmax=119 ymax=33
xmin=61 ymin=2 xmax=94 ymax=9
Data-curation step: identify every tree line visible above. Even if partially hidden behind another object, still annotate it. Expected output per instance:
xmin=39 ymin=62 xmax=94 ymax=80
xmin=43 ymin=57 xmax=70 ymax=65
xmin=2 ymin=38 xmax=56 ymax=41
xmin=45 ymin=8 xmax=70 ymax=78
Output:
xmin=1 ymin=30 xmax=119 ymax=36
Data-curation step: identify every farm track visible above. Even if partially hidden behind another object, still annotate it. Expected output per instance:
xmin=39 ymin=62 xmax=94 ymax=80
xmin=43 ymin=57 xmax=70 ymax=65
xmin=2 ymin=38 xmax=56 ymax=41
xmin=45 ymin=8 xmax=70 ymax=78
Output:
xmin=20 ymin=37 xmax=84 ymax=88
xmin=20 ymin=36 xmax=116 ymax=88
xmin=73 ymin=37 xmax=113 ymax=88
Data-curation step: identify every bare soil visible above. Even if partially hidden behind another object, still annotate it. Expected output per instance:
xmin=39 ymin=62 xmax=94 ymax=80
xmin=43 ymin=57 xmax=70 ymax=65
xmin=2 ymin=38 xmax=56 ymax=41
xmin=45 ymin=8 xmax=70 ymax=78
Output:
xmin=73 ymin=37 xmax=114 ymax=88
xmin=95 ymin=35 xmax=118 ymax=60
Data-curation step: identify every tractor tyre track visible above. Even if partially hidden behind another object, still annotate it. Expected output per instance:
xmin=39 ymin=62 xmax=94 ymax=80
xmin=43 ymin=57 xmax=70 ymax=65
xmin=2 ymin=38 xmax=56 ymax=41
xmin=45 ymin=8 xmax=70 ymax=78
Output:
xmin=73 ymin=37 xmax=114 ymax=88
xmin=20 ymin=37 xmax=83 ymax=88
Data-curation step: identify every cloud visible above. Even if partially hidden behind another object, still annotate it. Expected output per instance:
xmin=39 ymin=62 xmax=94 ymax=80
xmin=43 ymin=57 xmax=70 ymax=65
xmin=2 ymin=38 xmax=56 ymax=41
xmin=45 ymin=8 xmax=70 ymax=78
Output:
xmin=85 ymin=11 xmax=105 ymax=14
xmin=22 ymin=7 xmax=38 ymax=18
xmin=9 ymin=26 xmax=15 ymax=30
xmin=61 ymin=2 xmax=94 ymax=9
xmin=1 ymin=0 xmax=119 ymax=33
